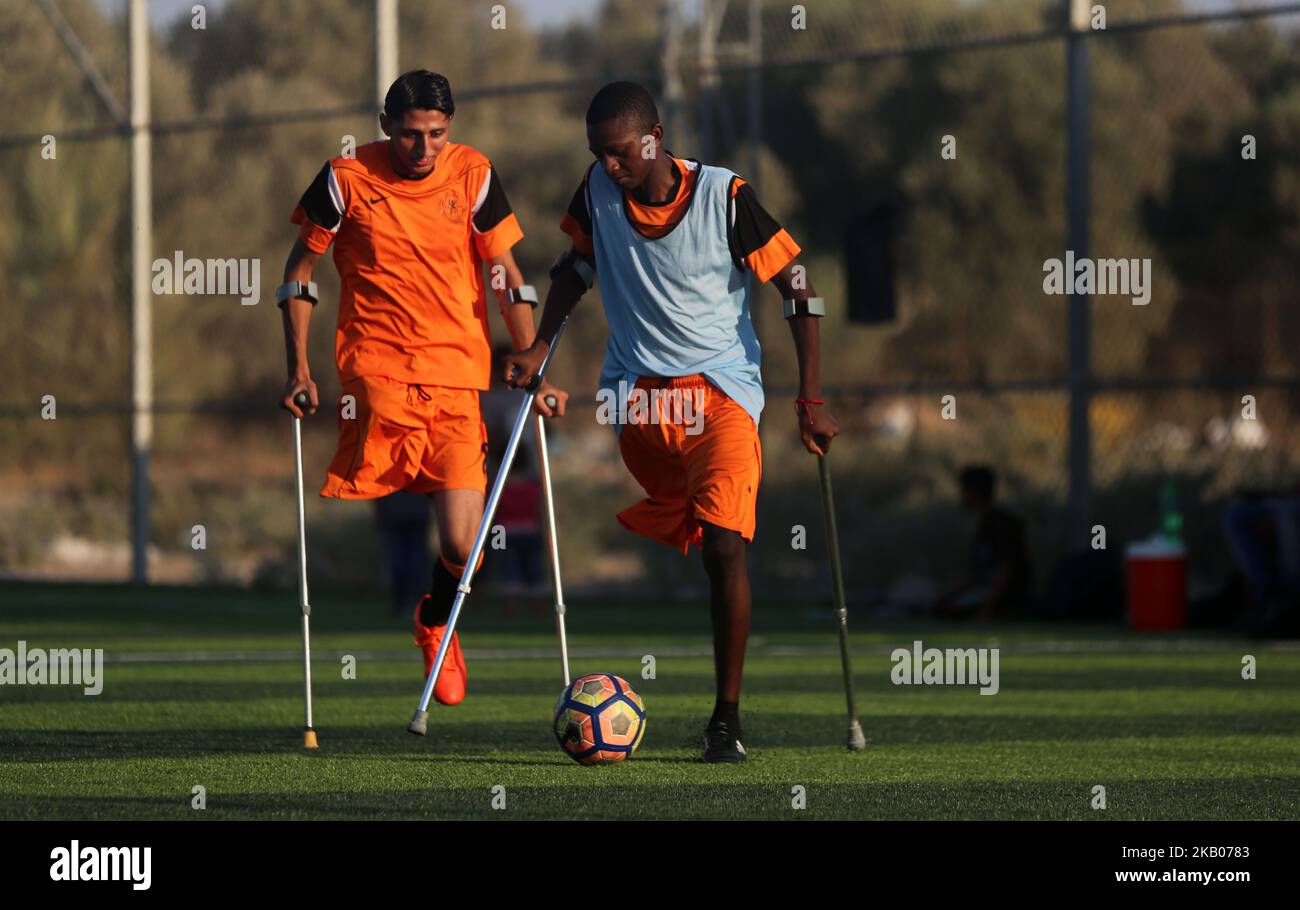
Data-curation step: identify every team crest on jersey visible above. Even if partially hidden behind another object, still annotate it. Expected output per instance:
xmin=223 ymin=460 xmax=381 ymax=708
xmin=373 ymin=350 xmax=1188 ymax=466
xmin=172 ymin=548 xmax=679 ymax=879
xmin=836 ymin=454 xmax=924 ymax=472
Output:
xmin=438 ymin=190 xmax=464 ymax=222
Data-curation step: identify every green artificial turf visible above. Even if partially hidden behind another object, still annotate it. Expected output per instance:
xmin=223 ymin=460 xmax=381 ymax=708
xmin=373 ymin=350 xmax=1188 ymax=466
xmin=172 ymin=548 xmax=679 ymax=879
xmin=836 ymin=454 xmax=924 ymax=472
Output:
xmin=1 ymin=582 xmax=1297 ymax=820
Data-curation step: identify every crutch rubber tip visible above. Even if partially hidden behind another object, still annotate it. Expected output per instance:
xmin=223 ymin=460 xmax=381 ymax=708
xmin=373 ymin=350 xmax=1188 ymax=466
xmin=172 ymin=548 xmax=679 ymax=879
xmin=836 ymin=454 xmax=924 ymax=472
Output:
xmin=304 ymin=729 xmax=319 ymax=750
xmin=407 ymin=710 xmax=429 ymax=736
xmin=847 ymin=720 xmax=868 ymax=752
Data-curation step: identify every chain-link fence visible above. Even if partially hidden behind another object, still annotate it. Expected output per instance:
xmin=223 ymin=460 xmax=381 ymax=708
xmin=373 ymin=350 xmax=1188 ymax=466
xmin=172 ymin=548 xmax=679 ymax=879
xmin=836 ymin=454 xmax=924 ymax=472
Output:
xmin=2 ymin=0 xmax=1298 ymax=608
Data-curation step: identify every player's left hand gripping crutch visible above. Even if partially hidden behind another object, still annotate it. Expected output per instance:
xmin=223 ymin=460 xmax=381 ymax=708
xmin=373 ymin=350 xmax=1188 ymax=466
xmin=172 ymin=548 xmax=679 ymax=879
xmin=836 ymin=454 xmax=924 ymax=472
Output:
xmin=814 ymin=433 xmax=868 ymax=752
xmin=408 ymin=318 xmax=570 ymax=735
xmin=291 ymin=390 xmax=319 ymax=750
xmin=535 ymin=401 xmax=570 ymax=686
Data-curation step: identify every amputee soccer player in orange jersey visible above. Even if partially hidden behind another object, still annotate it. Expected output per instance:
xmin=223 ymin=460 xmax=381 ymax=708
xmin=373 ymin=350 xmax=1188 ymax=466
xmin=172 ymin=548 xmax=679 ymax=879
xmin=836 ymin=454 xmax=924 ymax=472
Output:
xmin=506 ymin=82 xmax=839 ymax=762
xmin=276 ymin=71 xmax=568 ymax=707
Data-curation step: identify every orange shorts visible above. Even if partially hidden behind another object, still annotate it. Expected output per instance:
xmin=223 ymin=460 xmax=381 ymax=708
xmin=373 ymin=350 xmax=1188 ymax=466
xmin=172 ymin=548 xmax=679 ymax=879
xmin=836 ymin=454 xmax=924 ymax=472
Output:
xmin=616 ymin=375 xmax=762 ymax=554
xmin=320 ymin=376 xmax=488 ymax=499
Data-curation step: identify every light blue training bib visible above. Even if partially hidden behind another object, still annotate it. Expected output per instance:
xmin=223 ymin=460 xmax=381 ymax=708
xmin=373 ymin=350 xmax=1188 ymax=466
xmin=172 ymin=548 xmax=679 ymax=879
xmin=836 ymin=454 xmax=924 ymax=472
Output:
xmin=587 ymin=158 xmax=764 ymax=430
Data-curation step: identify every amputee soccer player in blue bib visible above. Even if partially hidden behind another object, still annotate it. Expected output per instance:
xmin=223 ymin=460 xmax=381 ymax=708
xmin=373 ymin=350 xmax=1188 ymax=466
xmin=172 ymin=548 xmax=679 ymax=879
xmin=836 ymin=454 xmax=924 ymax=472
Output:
xmin=506 ymin=82 xmax=839 ymax=762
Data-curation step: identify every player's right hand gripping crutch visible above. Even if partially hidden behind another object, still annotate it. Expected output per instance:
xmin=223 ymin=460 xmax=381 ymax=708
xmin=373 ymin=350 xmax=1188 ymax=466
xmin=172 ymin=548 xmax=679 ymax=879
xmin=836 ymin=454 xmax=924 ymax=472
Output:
xmin=291 ymin=390 xmax=319 ymax=750
xmin=407 ymin=318 xmax=570 ymax=735
xmin=535 ymin=402 xmax=571 ymax=686
xmin=814 ymin=433 xmax=868 ymax=752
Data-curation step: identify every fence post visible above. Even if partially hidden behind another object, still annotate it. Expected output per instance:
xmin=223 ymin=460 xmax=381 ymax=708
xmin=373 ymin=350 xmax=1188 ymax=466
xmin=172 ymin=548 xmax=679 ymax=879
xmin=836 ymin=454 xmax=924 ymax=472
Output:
xmin=1066 ymin=0 xmax=1092 ymax=549
xmin=129 ymin=0 xmax=152 ymax=584
xmin=376 ymin=0 xmax=398 ymax=136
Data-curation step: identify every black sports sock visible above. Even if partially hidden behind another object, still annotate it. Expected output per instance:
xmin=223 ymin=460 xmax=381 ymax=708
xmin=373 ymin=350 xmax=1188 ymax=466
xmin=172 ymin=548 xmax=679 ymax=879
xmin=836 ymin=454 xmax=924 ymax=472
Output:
xmin=709 ymin=699 xmax=741 ymax=731
xmin=420 ymin=558 xmax=459 ymax=628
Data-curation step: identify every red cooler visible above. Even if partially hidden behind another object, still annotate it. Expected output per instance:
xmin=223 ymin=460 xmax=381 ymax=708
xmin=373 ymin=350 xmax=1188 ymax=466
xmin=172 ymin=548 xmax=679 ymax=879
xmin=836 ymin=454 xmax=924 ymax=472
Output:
xmin=1125 ymin=537 xmax=1188 ymax=630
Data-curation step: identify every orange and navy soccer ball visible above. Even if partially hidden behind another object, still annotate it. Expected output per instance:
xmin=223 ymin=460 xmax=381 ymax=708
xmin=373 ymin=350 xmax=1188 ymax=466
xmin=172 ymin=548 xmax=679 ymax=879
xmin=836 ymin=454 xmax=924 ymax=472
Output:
xmin=553 ymin=673 xmax=646 ymax=765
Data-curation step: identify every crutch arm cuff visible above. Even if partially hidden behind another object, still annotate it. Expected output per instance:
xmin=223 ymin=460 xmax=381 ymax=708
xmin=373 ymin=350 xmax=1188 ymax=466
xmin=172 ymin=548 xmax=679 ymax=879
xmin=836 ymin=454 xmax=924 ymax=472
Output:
xmin=506 ymin=285 xmax=538 ymax=307
xmin=783 ymin=297 xmax=826 ymax=319
xmin=550 ymin=249 xmax=595 ymax=291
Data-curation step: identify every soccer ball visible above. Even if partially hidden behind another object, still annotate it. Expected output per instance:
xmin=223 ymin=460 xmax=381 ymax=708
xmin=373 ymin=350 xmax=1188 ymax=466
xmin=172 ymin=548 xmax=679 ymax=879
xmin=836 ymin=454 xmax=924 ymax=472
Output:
xmin=553 ymin=673 xmax=646 ymax=765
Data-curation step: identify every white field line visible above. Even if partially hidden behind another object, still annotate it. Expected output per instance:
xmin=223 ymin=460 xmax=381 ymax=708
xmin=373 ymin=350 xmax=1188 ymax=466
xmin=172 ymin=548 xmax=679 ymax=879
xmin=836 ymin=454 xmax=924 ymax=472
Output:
xmin=103 ymin=637 xmax=1298 ymax=665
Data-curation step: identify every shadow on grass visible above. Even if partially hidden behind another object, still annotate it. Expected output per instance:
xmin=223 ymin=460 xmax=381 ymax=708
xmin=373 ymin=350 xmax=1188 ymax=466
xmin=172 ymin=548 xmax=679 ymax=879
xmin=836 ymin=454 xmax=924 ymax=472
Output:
xmin=2 ymin=777 xmax=1296 ymax=821
xmin=5 ymin=706 xmax=1299 ymax=763
xmin=3 ymin=662 xmax=1295 ymax=709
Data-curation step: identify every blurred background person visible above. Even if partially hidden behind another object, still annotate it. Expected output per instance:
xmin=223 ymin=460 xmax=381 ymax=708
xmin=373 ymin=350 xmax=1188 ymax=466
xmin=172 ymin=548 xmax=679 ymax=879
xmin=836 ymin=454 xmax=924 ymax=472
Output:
xmin=935 ymin=465 xmax=1032 ymax=620
xmin=1222 ymin=485 xmax=1300 ymax=637
xmin=373 ymin=490 xmax=432 ymax=617
xmin=483 ymin=343 xmax=548 ymax=609
xmin=493 ymin=461 xmax=545 ymax=601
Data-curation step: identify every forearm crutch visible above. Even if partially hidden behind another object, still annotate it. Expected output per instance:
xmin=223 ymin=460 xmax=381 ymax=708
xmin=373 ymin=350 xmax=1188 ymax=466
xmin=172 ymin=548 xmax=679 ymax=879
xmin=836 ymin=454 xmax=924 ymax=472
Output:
xmin=407 ymin=318 xmax=570 ymax=735
xmin=291 ymin=391 xmax=318 ymax=750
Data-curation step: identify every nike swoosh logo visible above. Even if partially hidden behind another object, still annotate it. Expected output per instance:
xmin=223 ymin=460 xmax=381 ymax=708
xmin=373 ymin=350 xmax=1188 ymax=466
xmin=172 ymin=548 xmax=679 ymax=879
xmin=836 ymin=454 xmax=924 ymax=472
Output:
xmin=368 ymin=196 xmax=385 ymax=205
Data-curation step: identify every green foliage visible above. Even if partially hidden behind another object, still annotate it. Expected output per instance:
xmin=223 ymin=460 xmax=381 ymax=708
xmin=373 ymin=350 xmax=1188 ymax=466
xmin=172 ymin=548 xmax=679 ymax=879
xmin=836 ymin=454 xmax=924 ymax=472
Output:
xmin=1 ymin=1 xmax=1298 ymax=588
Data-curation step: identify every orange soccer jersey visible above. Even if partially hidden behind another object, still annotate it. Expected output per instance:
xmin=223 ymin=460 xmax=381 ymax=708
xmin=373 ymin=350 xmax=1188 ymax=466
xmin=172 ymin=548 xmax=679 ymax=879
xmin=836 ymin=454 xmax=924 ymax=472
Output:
xmin=290 ymin=141 xmax=522 ymax=389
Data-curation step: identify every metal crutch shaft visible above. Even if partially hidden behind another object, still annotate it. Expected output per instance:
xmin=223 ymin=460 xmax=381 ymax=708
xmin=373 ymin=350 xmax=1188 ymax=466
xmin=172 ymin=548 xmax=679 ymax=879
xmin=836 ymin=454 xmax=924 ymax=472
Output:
xmin=292 ymin=391 xmax=318 ymax=750
xmin=535 ymin=410 xmax=570 ymax=686
xmin=815 ymin=435 xmax=867 ymax=752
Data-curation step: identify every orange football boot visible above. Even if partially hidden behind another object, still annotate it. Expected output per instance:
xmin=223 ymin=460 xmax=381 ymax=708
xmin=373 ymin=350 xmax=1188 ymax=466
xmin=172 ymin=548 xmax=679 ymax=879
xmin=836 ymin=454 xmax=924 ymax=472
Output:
xmin=412 ymin=595 xmax=467 ymax=706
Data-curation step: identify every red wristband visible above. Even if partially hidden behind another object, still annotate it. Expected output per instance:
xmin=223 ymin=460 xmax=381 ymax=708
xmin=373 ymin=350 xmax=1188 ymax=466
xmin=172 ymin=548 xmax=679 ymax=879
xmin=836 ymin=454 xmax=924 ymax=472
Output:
xmin=794 ymin=398 xmax=824 ymax=417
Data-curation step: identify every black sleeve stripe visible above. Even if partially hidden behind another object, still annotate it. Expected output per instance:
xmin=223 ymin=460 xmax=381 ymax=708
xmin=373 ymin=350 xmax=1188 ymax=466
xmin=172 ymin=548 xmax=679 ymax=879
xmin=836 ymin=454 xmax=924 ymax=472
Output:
xmin=299 ymin=163 xmax=343 ymax=231
xmin=472 ymin=166 xmax=515 ymax=234
xmin=730 ymin=181 xmax=784 ymax=262
xmin=566 ymin=181 xmax=592 ymax=237
xmin=726 ymin=177 xmax=744 ymax=271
